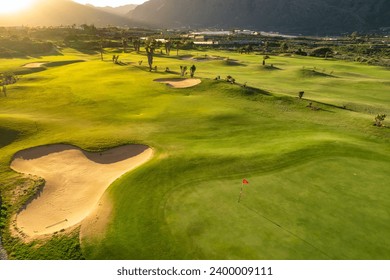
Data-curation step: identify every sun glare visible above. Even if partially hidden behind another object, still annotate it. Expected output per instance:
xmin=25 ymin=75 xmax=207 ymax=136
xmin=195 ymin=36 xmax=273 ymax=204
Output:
xmin=0 ymin=0 xmax=35 ymax=14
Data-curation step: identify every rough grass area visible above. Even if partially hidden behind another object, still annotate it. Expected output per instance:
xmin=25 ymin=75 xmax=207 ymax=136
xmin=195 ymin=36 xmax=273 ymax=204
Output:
xmin=0 ymin=48 xmax=389 ymax=260
xmin=4 ymin=228 xmax=84 ymax=260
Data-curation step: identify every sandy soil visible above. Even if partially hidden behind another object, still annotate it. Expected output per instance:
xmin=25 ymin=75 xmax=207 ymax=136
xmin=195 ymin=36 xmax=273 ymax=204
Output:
xmin=154 ymin=78 xmax=202 ymax=88
xmin=10 ymin=144 xmax=153 ymax=237
xmin=79 ymin=192 xmax=113 ymax=241
xmin=23 ymin=62 xmax=48 ymax=68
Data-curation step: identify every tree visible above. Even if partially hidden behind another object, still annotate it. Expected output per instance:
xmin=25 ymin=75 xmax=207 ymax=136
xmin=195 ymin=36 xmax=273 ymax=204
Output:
xmin=374 ymin=114 xmax=387 ymax=127
xmin=145 ymin=40 xmax=157 ymax=71
xmin=155 ymin=40 xmax=162 ymax=51
xmin=190 ymin=65 xmax=197 ymax=78
xmin=226 ymin=75 xmax=235 ymax=84
xmin=165 ymin=40 xmax=172 ymax=56
xmin=263 ymin=55 xmax=270 ymax=65
xmin=239 ymin=45 xmax=253 ymax=54
xmin=263 ymin=41 xmax=269 ymax=52
xmin=350 ymin=31 xmax=358 ymax=41
xmin=1 ymin=72 xmax=16 ymax=97
xmin=99 ymin=37 xmax=104 ymax=61
xmin=174 ymin=40 xmax=182 ymax=56
xmin=122 ymin=37 xmax=128 ymax=53
xmin=1 ymin=84 xmax=6 ymax=97
xmin=280 ymin=42 xmax=289 ymax=53
xmin=310 ymin=47 xmax=333 ymax=58
xmin=80 ymin=24 xmax=97 ymax=34
xmin=298 ymin=91 xmax=305 ymax=99
xmin=113 ymin=55 xmax=119 ymax=64
xmin=180 ymin=66 xmax=187 ymax=77
xmin=294 ymin=48 xmax=307 ymax=56
xmin=133 ymin=38 xmax=141 ymax=53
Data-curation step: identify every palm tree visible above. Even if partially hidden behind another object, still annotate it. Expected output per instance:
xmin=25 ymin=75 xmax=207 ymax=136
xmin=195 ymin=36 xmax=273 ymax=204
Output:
xmin=165 ymin=40 xmax=172 ymax=56
xmin=133 ymin=38 xmax=141 ymax=53
xmin=122 ymin=38 xmax=128 ymax=53
xmin=1 ymin=72 xmax=16 ymax=97
xmin=263 ymin=55 xmax=270 ymax=65
xmin=174 ymin=40 xmax=182 ymax=56
xmin=99 ymin=37 xmax=104 ymax=61
xmin=145 ymin=40 xmax=157 ymax=71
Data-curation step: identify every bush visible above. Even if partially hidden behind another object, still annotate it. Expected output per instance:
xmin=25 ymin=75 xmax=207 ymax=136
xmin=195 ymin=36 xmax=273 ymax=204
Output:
xmin=0 ymin=38 xmax=55 ymax=57
xmin=374 ymin=114 xmax=387 ymax=127
xmin=310 ymin=47 xmax=333 ymax=58
xmin=294 ymin=48 xmax=307 ymax=56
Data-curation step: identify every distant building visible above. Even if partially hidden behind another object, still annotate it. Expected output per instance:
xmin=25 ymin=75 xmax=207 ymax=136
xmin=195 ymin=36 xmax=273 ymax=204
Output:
xmin=234 ymin=30 xmax=258 ymax=35
xmin=193 ymin=41 xmax=219 ymax=45
xmin=191 ymin=31 xmax=232 ymax=36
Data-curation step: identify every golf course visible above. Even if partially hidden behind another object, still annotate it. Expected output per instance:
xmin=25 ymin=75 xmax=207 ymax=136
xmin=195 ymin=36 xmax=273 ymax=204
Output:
xmin=0 ymin=46 xmax=389 ymax=260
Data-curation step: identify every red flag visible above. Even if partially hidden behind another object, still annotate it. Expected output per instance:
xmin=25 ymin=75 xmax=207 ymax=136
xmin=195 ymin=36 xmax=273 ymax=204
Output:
xmin=242 ymin=179 xmax=249 ymax=185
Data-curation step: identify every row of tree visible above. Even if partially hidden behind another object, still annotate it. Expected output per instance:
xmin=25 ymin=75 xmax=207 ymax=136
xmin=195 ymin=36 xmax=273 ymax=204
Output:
xmin=101 ymin=37 xmax=193 ymax=71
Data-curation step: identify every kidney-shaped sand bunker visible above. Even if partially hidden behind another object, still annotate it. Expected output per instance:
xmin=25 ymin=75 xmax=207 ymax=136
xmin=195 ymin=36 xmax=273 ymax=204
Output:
xmin=11 ymin=144 xmax=153 ymax=237
xmin=154 ymin=78 xmax=201 ymax=88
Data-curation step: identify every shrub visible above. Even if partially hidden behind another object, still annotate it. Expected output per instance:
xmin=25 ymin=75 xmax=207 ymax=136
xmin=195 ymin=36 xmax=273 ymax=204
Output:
xmin=374 ymin=114 xmax=387 ymax=127
xmin=310 ymin=47 xmax=333 ymax=58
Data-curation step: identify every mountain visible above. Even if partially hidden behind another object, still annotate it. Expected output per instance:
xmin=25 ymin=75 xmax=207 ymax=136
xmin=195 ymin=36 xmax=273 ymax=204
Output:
xmin=0 ymin=0 xmax=135 ymax=27
xmin=89 ymin=4 xmax=137 ymax=16
xmin=128 ymin=0 xmax=390 ymax=35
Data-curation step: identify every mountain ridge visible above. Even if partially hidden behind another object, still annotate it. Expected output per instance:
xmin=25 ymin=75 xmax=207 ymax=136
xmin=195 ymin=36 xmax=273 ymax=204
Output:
xmin=128 ymin=0 xmax=390 ymax=34
xmin=0 ymin=0 xmax=388 ymax=34
xmin=0 ymin=0 xmax=136 ymax=27
xmin=89 ymin=4 xmax=137 ymax=16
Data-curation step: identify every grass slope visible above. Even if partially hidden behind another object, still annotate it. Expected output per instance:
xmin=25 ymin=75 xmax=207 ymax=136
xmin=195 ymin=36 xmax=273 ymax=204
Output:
xmin=0 ymin=49 xmax=389 ymax=259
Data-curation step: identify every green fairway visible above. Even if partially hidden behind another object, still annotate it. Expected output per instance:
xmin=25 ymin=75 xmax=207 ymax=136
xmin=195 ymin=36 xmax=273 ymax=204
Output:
xmin=0 ymin=48 xmax=389 ymax=260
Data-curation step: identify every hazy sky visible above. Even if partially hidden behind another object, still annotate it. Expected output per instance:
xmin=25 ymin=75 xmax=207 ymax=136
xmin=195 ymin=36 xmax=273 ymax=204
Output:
xmin=73 ymin=0 xmax=147 ymax=7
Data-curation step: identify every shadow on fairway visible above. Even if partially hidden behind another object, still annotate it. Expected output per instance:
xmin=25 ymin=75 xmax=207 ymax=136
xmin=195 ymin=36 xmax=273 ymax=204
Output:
xmin=0 ymin=128 xmax=19 ymax=149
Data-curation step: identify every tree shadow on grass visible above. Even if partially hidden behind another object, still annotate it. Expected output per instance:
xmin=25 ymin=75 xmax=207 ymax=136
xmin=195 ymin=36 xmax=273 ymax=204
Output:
xmin=14 ymin=67 xmax=47 ymax=75
xmin=45 ymin=60 xmax=85 ymax=67
xmin=242 ymin=85 xmax=272 ymax=96
xmin=258 ymin=65 xmax=283 ymax=71
xmin=0 ymin=128 xmax=19 ymax=149
xmin=299 ymin=69 xmax=337 ymax=78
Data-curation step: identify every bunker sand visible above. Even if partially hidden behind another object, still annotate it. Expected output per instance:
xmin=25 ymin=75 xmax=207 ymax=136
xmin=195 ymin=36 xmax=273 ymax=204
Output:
xmin=23 ymin=62 xmax=48 ymax=68
xmin=154 ymin=78 xmax=201 ymax=88
xmin=11 ymin=144 xmax=153 ymax=237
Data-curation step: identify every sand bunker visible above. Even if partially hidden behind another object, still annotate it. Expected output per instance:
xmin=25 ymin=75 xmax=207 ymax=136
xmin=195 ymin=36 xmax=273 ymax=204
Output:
xmin=11 ymin=144 xmax=153 ymax=237
xmin=23 ymin=62 xmax=48 ymax=68
xmin=180 ymin=55 xmax=224 ymax=62
xmin=154 ymin=78 xmax=201 ymax=88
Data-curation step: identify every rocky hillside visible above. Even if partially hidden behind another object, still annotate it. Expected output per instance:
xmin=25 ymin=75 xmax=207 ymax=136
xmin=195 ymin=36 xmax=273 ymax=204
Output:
xmin=128 ymin=0 xmax=390 ymax=34
xmin=90 ymin=4 xmax=137 ymax=16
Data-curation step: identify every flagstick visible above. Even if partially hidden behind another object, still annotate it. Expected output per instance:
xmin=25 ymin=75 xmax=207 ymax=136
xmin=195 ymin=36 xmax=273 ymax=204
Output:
xmin=238 ymin=182 xmax=243 ymax=203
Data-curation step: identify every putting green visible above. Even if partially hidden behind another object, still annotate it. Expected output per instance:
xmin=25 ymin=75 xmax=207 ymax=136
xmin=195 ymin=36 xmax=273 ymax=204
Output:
xmin=165 ymin=157 xmax=390 ymax=259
